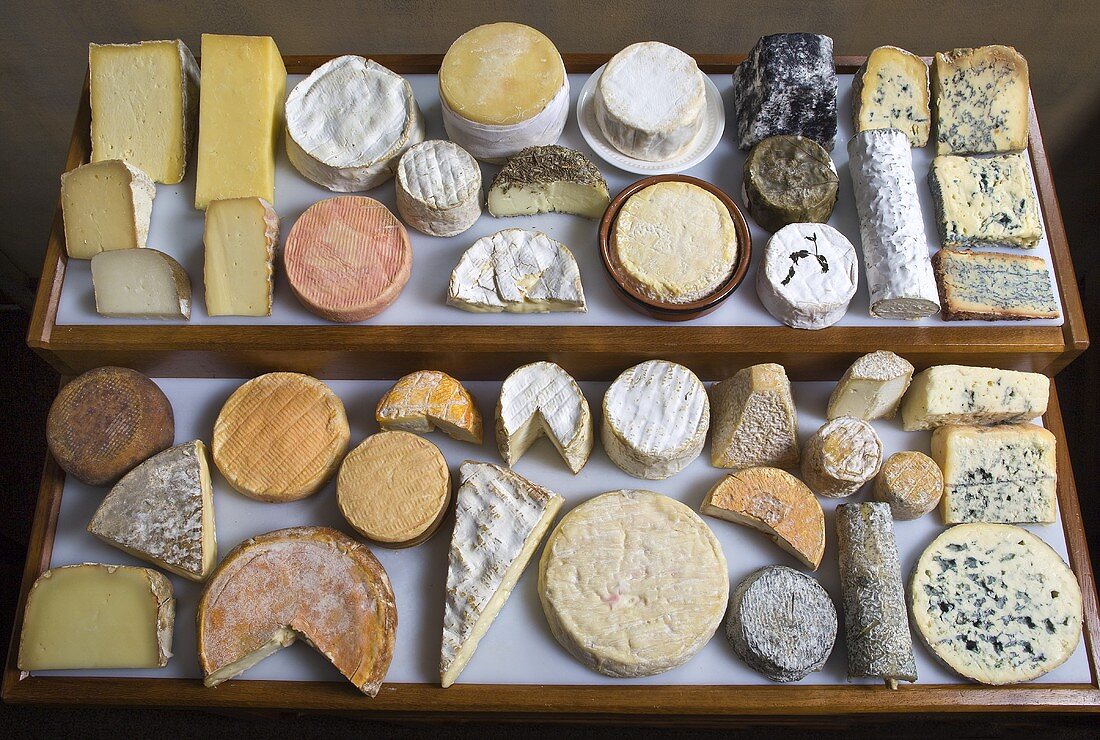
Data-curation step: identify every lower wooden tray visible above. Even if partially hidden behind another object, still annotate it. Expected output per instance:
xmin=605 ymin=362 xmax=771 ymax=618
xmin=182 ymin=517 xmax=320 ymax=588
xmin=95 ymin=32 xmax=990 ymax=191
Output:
xmin=4 ymin=382 xmax=1098 ymax=719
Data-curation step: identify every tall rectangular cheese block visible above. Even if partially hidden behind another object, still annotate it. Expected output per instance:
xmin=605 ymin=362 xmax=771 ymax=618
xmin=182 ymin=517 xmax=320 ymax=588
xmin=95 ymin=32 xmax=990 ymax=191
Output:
xmin=932 ymin=423 xmax=1057 ymax=524
xmin=60 ymin=160 xmax=155 ymax=259
xmin=89 ymin=40 xmax=199 ymax=184
xmin=194 ymin=35 xmax=286 ymax=210
xmin=204 ymin=197 xmax=279 ymax=316
xmin=901 ymin=365 xmax=1049 ymax=431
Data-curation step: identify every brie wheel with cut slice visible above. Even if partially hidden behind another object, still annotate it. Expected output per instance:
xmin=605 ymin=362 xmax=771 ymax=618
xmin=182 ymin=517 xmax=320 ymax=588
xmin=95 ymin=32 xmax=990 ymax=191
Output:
xmin=496 ymin=361 xmax=593 ymax=473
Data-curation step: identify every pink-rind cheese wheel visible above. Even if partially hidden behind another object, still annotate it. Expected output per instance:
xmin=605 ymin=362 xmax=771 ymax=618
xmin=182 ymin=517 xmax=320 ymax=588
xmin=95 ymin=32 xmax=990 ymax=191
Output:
xmin=284 ymin=196 xmax=412 ymax=322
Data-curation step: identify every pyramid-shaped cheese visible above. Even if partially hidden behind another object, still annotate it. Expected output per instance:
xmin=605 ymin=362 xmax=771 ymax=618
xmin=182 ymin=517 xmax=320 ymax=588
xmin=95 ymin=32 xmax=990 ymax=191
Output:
xmin=440 ymin=461 xmax=563 ymax=687
xmin=88 ymin=440 xmax=216 ymax=581
xmin=710 ymin=363 xmax=799 ymax=469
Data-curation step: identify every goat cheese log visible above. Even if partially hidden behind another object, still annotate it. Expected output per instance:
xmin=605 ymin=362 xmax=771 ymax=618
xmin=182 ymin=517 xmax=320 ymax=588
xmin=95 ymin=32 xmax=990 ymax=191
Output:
xmin=847 ymin=129 xmax=939 ymax=319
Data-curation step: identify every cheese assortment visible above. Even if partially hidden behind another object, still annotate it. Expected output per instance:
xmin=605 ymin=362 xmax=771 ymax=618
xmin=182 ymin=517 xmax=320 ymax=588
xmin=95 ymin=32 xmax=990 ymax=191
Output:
xmin=61 ymin=160 xmax=154 ymax=259
xmin=395 ymin=140 xmax=482 ymax=236
xmin=755 ymin=222 xmax=858 ymax=330
xmin=932 ymin=45 xmax=1030 ymax=155
xmin=487 ymin=145 xmax=609 ymax=219
xmin=851 ymin=46 xmax=930 ymax=146
xmin=91 ymin=248 xmax=192 ymax=320
xmin=496 ymin=362 xmax=593 ymax=473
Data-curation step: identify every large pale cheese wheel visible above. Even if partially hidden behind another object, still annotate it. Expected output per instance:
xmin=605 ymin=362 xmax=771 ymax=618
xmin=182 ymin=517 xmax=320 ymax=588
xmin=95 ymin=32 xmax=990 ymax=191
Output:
xmin=337 ymin=431 xmax=451 ymax=547
xmin=212 ymin=373 xmax=349 ymax=502
xmin=197 ymin=526 xmax=397 ymax=696
xmin=46 ymin=367 xmax=174 ymax=486
xmin=284 ymin=196 xmax=412 ymax=322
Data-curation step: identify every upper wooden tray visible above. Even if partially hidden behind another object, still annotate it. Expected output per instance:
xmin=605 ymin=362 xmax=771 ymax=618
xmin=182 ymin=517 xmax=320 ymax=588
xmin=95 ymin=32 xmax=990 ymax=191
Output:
xmin=26 ymin=54 xmax=1089 ymax=382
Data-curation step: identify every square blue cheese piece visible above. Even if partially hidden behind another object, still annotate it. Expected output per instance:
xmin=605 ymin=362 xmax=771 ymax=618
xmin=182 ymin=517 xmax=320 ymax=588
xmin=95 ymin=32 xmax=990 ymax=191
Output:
xmin=932 ymin=45 xmax=1029 ymax=155
xmin=929 ymin=153 xmax=1042 ymax=248
xmin=732 ymin=34 xmax=838 ymax=151
xmin=932 ymin=249 xmax=1059 ymax=322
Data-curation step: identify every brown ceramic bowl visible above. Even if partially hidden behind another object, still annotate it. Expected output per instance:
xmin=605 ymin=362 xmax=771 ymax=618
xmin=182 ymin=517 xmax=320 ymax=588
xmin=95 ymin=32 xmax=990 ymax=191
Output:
xmin=598 ymin=175 xmax=753 ymax=322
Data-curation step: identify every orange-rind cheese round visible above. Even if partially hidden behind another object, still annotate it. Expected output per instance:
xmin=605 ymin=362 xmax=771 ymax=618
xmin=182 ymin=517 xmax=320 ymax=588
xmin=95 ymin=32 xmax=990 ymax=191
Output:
xmin=375 ymin=370 xmax=482 ymax=444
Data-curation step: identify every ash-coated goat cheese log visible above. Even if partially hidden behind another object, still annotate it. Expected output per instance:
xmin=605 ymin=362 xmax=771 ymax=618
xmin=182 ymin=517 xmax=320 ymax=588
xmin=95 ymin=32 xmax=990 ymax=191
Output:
xmin=847 ymin=129 xmax=939 ymax=319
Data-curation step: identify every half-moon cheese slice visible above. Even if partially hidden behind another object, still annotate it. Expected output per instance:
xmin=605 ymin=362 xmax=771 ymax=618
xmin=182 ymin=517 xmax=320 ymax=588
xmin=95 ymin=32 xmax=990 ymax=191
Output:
xmin=376 ymin=370 xmax=482 ymax=443
xmin=198 ymin=526 xmax=397 ymax=696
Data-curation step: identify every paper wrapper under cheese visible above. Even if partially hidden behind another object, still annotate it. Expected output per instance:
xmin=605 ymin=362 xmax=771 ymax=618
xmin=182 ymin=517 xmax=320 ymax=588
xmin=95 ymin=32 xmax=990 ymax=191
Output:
xmin=836 ymin=502 xmax=917 ymax=687
xmin=441 ymin=80 xmax=569 ymax=164
xmin=847 ymin=129 xmax=939 ymax=319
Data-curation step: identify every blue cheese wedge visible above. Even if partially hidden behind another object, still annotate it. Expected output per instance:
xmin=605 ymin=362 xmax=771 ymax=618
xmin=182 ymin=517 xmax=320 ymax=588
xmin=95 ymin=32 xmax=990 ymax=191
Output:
xmin=901 ymin=364 xmax=1049 ymax=431
xmin=932 ymin=423 xmax=1057 ymax=525
xmin=932 ymin=45 xmax=1030 ymax=155
xmin=929 ymin=153 xmax=1042 ymax=248
xmin=910 ymin=523 xmax=1082 ymax=684
xmin=852 ymin=46 xmax=930 ymax=147
xmin=933 ymin=249 xmax=1059 ymax=322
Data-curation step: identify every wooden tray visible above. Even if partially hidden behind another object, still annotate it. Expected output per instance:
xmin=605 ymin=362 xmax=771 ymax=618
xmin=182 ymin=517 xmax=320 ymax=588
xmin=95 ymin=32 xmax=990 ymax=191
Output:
xmin=25 ymin=54 xmax=1089 ymax=383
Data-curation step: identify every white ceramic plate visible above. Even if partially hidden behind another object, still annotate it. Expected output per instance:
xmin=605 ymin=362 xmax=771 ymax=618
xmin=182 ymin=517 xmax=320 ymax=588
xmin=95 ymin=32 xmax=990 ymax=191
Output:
xmin=576 ymin=64 xmax=726 ymax=175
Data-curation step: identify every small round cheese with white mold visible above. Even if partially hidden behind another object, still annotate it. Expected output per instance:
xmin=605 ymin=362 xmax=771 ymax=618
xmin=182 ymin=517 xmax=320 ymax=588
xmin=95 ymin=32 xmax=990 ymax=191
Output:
xmin=873 ymin=451 xmax=943 ymax=520
xmin=801 ymin=416 xmax=882 ymax=498
xmin=395 ymin=140 xmax=482 ymax=237
xmin=756 ymin=223 xmax=858 ymax=330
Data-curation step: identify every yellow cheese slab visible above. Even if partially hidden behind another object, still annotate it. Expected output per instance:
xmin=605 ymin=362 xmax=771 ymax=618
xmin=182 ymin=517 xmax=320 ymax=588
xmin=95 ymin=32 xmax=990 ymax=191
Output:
xmin=203 ymin=197 xmax=279 ymax=316
xmin=194 ymin=35 xmax=286 ymax=210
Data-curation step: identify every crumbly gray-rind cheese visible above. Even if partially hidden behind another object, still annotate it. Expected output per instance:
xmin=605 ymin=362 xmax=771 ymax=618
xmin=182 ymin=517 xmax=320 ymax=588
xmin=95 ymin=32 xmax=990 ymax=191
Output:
xmin=851 ymin=46 xmax=930 ymax=147
xmin=539 ymin=490 xmax=729 ymax=677
xmin=801 ymin=417 xmax=882 ymax=498
xmin=725 ymin=566 xmax=837 ymax=682
xmin=827 ymin=350 xmax=914 ymax=421
xmin=910 ymin=523 xmax=1081 ymax=684
xmin=929 ymin=153 xmax=1042 ymax=249
xmin=710 ymin=363 xmax=800 ymax=469
xmin=836 ymin=502 xmax=917 ymax=685
xmin=395 ymin=140 xmax=482 ymax=237
xmin=932 ymin=45 xmax=1029 ymax=155
xmin=901 ymin=364 xmax=1049 ymax=431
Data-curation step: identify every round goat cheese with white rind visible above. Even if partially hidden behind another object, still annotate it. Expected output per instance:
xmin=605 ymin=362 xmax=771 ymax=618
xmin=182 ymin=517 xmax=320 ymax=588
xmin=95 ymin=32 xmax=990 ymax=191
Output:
xmin=910 ymin=523 xmax=1082 ymax=685
xmin=601 ymin=360 xmax=709 ymax=479
xmin=539 ymin=490 xmax=729 ymax=677
xmin=613 ymin=181 xmax=739 ymax=304
xmin=756 ymin=222 xmax=858 ymax=330
xmin=395 ymin=140 xmax=482 ymax=237
xmin=594 ymin=42 xmax=706 ymax=161
xmin=286 ymin=56 xmax=425 ymax=192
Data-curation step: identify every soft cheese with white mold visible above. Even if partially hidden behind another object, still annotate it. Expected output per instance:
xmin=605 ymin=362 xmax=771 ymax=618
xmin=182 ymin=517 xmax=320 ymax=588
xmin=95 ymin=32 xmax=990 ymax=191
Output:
xmin=496 ymin=361 xmax=593 ymax=473
xmin=826 ymin=350 xmax=914 ymax=421
xmin=756 ymin=222 xmax=858 ymax=330
xmin=396 ymin=140 xmax=482 ymax=237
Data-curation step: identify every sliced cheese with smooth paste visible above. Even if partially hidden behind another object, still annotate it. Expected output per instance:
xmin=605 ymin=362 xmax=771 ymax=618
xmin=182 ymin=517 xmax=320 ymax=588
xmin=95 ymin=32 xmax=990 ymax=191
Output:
xmin=203 ymin=197 xmax=278 ymax=317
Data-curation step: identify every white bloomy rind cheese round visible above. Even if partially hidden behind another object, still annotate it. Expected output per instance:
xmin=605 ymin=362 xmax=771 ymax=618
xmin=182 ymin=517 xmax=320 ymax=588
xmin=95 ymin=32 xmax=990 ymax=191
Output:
xmin=395 ymin=140 xmax=482 ymax=237
xmin=910 ymin=523 xmax=1082 ymax=685
xmin=439 ymin=23 xmax=569 ymax=163
xmin=285 ymin=196 xmax=412 ymax=322
xmin=496 ymin=361 xmax=593 ymax=474
xmin=756 ymin=222 xmax=858 ymax=330
xmin=602 ymin=360 xmax=709 ymax=479
xmin=539 ymin=490 xmax=729 ymax=677
xmin=286 ymin=56 xmax=425 ymax=192
xmin=594 ymin=42 xmax=706 ymax=161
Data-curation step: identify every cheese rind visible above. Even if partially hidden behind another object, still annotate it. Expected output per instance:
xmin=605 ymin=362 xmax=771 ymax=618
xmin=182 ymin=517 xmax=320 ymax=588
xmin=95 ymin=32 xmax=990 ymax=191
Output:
xmin=801 ymin=417 xmax=882 ymax=498
xmin=929 ymin=153 xmax=1042 ymax=249
xmin=286 ymin=56 xmax=425 ymax=192
xmin=932 ymin=423 xmax=1057 ymax=525
xmin=18 ymin=564 xmax=174 ymax=670
xmin=91 ymin=248 xmax=192 ymax=320
xmin=900 ymin=365 xmax=1049 ymax=431
xmin=488 ymin=145 xmax=609 ymax=219
xmin=852 ymin=46 xmax=930 ymax=147
xmin=441 ymin=462 xmax=563 ymax=688
xmin=539 ymin=490 xmax=729 ymax=677
xmin=496 ymin=361 xmax=593 ymax=473
xmin=709 ymin=363 xmax=800 ymax=470
xmin=396 ymin=140 xmax=482 ymax=237
xmin=756 ymin=222 xmax=858 ymax=330
xmin=827 ymin=350 xmax=914 ymax=421
xmin=61 ymin=160 xmax=155 ymax=259
xmin=743 ymin=135 xmax=838 ymax=233
xmin=88 ymin=440 xmax=216 ymax=581
xmin=203 ymin=197 xmax=278 ymax=317
xmin=376 ymin=370 xmax=482 ymax=443
xmin=872 ymin=451 xmax=943 ymax=521
xmin=933 ymin=249 xmax=1060 ymax=321
xmin=89 ymin=40 xmax=199 ymax=184
xmin=932 ymin=45 xmax=1029 ymax=155
xmin=194 ymin=34 xmax=286 ymax=209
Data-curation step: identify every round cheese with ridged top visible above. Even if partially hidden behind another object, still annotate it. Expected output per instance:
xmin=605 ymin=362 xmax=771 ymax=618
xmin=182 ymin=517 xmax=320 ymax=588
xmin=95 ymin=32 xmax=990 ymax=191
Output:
xmin=395 ymin=140 xmax=481 ymax=237
xmin=539 ymin=490 xmax=729 ymax=677
xmin=801 ymin=416 xmax=882 ymax=498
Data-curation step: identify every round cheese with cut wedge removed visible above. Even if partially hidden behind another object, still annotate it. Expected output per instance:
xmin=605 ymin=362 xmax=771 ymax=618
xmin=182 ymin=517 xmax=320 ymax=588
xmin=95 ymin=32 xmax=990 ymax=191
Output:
xmin=337 ymin=431 xmax=451 ymax=548
xmin=212 ymin=373 xmax=349 ymax=502
xmin=284 ymin=196 xmax=412 ymax=322
xmin=375 ymin=370 xmax=482 ymax=444
xmin=701 ymin=467 xmax=825 ymax=570
xmin=197 ymin=526 xmax=397 ymax=696
xmin=539 ymin=490 xmax=729 ymax=677
xmin=801 ymin=416 xmax=882 ymax=498
xmin=46 ymin=366 xmax=174 ymax=486
xmin=496 ymin=361 xmax=593 ymax=474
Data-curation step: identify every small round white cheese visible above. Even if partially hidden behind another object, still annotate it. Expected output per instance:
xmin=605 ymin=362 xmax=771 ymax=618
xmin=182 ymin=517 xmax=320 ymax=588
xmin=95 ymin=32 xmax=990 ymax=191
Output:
xmin=395 ymin=140 xmax=482 ymax=237
xmin=756 ymin=222 xmax=858 ymax=330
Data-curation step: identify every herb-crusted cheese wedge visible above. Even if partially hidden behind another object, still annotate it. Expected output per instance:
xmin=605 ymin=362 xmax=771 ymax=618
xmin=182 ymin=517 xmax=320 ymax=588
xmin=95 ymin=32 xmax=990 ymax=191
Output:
xmin=489 ymin=145 xmax=609 ymax=219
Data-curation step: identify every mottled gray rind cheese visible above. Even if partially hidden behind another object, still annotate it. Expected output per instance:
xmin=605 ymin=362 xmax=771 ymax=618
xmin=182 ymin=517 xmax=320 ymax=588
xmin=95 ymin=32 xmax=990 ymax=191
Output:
xmin=827 ymin=350 xmax=914 ymax=421
xmin=742 ymin=135 xmax=838 ymax=232
xmin=929 ymin=153 xmax=1042 ymax=249
xmin=836 ymin=502 xmax=917 ymax=687
xmin=847 ymin=129 xmax=939 ymax=319
xmin=725 ymin=566 xmax=837 ymax=682
xmin=732 ymin=34 xmax=838 ymax=151
xmin=900 ymin=364 xmax=1049 ymax=431
xmin=932 ymin=45 xmax=1030 ymax=155
xmin=872 ymin=450 xmax=943 ymax=521
xmin=932 ymin=249 xmax=1060 ymax=322
xmin=932 ymin=423 xmax=1057 ymax=525
xmin=910 ymin=523 xmax=1082 ymax=684
xmin=852 ymin=46 xmax=930 ymax=147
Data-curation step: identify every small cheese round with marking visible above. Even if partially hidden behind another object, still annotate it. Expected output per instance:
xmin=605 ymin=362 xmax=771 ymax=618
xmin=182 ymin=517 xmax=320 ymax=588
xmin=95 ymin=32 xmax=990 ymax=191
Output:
xmin=725 ymin=566 xmax=837 ymax=682
xmin=46 ymin=367 xmax=174 ymax=486
xmin=284 ymin=196 xmax=412 ymax=322
xmin=594 ymin=42 xmax=706 ymax=161
xmin=801 ymin=416 xmax=882 ymax=498
xmin=337 ymin=431 xmax=451 ymax=548
xmin=539 ymin=490 xmax=729 ymax=677
xmin=395 ymin=140 xmax=482 ymax=237
xmin=743 ymin=135 xmax=838 ymax=233
xmin=756 ymin=222 xmax=858 ymax=330
xmin=212 ymin=373 xmax=350 ymax=502
xmin=873 ymin=451 xmax=943 ymax=520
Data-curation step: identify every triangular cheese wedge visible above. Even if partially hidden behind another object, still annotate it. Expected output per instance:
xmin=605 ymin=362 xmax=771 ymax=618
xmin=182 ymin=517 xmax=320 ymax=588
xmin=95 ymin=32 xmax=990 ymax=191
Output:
xmin=376 ymin=370 xmax=482 ymax=444
xmin=88 ymin=440 xmax=216 ymax=581
xmin=440 ymin=461 xmax=564 ymax=687
xmin=495 ymin=362 xmax=593 ymax=473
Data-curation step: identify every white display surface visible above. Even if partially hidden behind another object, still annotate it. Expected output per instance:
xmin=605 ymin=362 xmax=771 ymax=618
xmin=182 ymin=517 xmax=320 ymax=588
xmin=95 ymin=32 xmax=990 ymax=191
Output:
xmin=40 ymin=376 xmax=1088 ymax=687
xmin=54 ymin=72 xmax=1064 ymax=328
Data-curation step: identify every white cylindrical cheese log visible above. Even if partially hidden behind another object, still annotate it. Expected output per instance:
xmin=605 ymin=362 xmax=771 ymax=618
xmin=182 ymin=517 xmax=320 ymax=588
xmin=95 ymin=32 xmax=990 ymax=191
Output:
xmin=441 ymin=80 xmax=570 ymax=164
xmin=847 ymin=129 xmax=940 ymax=319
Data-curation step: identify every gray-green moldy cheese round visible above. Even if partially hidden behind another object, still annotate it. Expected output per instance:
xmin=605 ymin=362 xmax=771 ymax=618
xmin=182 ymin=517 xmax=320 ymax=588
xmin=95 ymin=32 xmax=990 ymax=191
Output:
xmin=742 ymin=135 xmax=839 ymax=233
xmin=724 ymin=565 xmax=837 ymax=682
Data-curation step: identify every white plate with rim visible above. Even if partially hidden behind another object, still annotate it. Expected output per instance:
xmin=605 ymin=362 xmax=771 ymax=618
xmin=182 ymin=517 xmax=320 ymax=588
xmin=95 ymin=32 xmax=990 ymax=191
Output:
xmin=576 ymin=64 xmax=726 ymax=176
